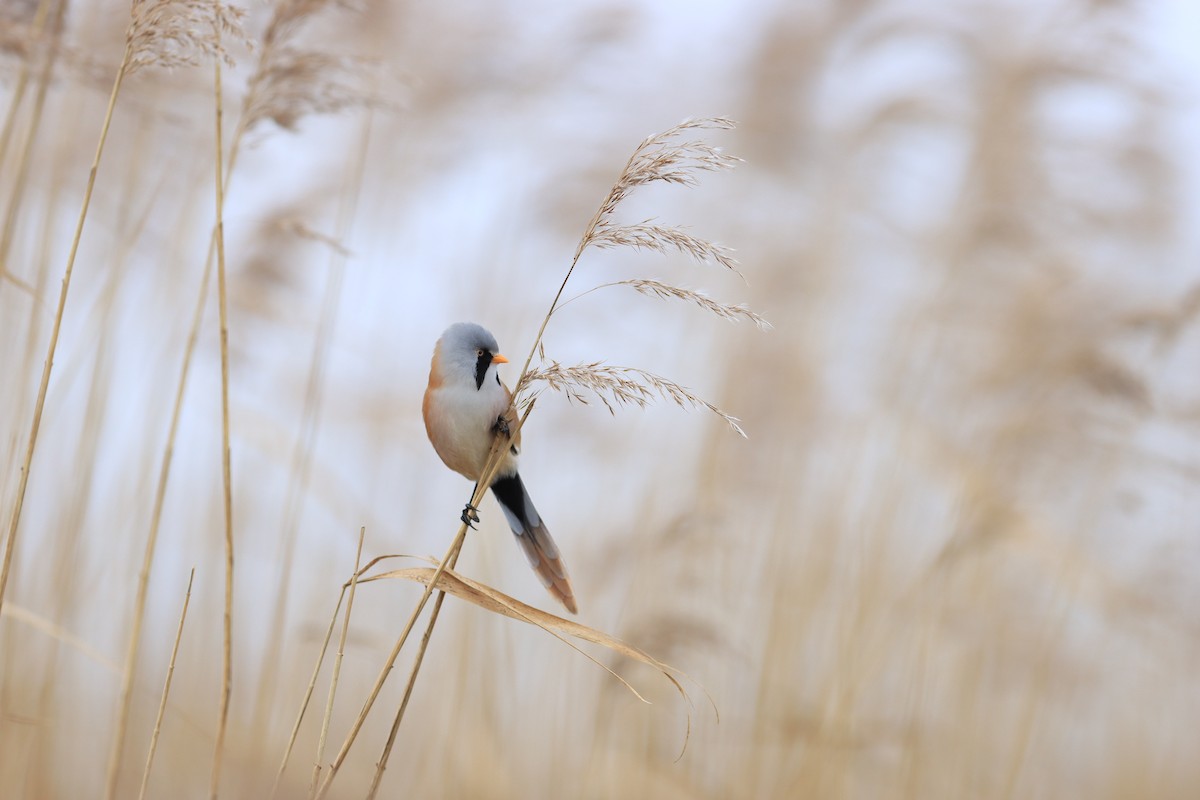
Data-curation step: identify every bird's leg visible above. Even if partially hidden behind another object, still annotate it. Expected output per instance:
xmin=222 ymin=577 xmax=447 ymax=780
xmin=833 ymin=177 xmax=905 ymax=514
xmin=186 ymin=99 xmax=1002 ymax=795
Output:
xmin=461 ymin=482 xmax=481 ymax=529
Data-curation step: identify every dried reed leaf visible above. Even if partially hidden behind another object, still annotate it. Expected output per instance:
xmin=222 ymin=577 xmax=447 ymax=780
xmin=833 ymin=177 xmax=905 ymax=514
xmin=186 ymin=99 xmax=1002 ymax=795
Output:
xmin=591 ymin=223 xmax=740 ymax=273
xmin=364 ymin=565 xmax=692 ymax=711
xmin=126 ymin=0 xmax=249 ymax=75
xmin=522 ymin=360 xmax=747 ymax=437
xmin=1 ymin=603 xmax=120 ymax=674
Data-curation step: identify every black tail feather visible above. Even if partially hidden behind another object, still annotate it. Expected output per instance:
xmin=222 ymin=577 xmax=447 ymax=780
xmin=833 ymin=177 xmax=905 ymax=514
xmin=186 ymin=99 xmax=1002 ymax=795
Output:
xmin=490 ymin=473 xmax=577 ymax=613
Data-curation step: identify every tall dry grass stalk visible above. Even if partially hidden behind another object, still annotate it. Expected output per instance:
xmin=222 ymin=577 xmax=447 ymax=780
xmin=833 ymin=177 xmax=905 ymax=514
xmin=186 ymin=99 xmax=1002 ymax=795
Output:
xmin=311 ymin=430 xmax=517 ymax=799
xmin=137 ymin=568 xmax=196 ymax=800
xmin=268 ymin=584 xmax=348 ymax=799
xmin=106 ymin=1 xmax=371 ymax=792
xmin=309 ymin=526 xmax=365 ymax=798
xmin=0 ymin=0 xmax=52 ymax=174
xmin=31 ymin=110 xmax=158 ymax=797
xmin=0 ymin=0 xmax=245 ymax=617
xmin=0 ymin=28 xmax=127 ymax=621
xmin=100 ymin=4 xmax=247 ymax=797
xmin=0 ymin=0 xmax=63 ymax=299
xmin=208 ymin=44 xmax=235 ymax=800
xmin=363 ymin=527 xmax=467 ymax=799
xmin=252 ymin=96 xmax=376 ymax=740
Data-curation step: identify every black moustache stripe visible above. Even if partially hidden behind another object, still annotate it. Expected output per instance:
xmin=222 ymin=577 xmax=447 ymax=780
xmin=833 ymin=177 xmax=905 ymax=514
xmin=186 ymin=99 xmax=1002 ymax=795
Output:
xmin=474 ymin=350 xmax=491 ymax=390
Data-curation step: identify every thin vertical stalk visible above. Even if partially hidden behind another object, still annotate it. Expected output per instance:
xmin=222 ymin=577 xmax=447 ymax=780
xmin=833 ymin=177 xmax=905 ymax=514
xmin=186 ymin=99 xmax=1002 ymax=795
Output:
xmin=252 ymin=108 xmax=374 ymax=735
xmin=137 ymin=568 xmax=196 ymax=800
xmin=364 ymin=546 xmax=462 ymax=799
xmin=104 ymin=170 xmax=220 ymax=800
xmin=38 ymin=110 xmax=156 ymax=799
xmin=0 ymin=0 xmax=64 ymax=299
xmin=0 ymin=0 xmax=53 ymax=173
xmin=0 ymin=40 xmax=133 ymax=616
xmin=313 ymin=409 xmax=529 ymax=800
xmin=209 ymin=52 xmax=236 ymax=800
xmin=313 ymin=491 xmax=494 ymax=796
xmin=309 ymin=527 xmax=366 ymax=798
xmin=268 ymin=588 xmax=348 ymax=800
xmin=106 ymin=43 xmax=254 ymax=800
xmin=312 ymin=523 xmax=471 ymax=800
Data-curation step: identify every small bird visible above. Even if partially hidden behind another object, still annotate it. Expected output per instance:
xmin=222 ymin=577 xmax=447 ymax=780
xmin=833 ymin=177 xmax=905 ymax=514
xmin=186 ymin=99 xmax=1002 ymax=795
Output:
xmin=422 ymin=322 xmax=577 ymax=614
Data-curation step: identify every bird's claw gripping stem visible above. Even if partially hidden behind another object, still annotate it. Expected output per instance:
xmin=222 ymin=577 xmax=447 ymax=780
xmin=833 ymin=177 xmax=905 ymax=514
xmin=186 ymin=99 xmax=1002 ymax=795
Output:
xmin=461 ymin=502 xmax=480 ymax=529
xmin=494 ymin=414 xmax=511 ymax=437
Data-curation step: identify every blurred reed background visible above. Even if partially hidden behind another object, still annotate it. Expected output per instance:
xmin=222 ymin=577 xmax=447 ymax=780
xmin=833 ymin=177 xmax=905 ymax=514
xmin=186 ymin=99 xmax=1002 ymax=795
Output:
xmin=2 ymin=0 xmax=1198 ymax=797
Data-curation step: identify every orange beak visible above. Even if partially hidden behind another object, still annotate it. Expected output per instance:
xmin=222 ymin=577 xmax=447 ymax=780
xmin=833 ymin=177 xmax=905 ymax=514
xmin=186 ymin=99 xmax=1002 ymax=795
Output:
xmin=491 ymin=353 xmax=509 ymax=364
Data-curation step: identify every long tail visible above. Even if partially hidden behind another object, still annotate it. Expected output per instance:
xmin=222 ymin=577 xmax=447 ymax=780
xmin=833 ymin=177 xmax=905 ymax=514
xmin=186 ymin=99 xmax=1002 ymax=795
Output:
xmin=490 ymin=473 xmax=577 ymax=614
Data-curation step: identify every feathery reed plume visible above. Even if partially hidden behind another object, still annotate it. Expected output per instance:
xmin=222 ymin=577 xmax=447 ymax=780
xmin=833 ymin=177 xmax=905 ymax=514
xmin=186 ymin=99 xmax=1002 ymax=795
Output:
xmin=591 ymin=119 xmax=739 ymax=212
xmin=524 ymin=361 xmax=747 ymax=437
xmin=260 ymin=0 xmax=338 ymax=42
xmin=126 ymin=0 xmax=246 ymax=74
xmin=589 ymin=221 xmax=739 ymax=272
xmin=570 ymin=278 xmax=771 ymax=328
xmin=241 ymin=0 xmax=384 ymax=133
xmin=515 ymin=117 xmax=743 ymax=390
xmin=574 ymin=117 xmax=739 ymax=260
xmin=137 ymin=568 xmax=196 ymax=800
xmin=243 ymin=49 xmax=380 ymax=132
xmin=508 ymin=118 xmax=754 ymax=439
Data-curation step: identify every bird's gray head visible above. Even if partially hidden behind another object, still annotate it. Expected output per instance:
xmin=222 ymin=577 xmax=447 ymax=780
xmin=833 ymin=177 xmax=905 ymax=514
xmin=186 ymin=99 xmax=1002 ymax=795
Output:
xmin=436 ymin=322 xmax=508 ymax=390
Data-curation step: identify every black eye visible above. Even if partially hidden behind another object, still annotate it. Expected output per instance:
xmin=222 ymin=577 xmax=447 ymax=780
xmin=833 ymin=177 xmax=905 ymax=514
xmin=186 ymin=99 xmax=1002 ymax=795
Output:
xmin=476 ymin=348 xmax=484 ymax=357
